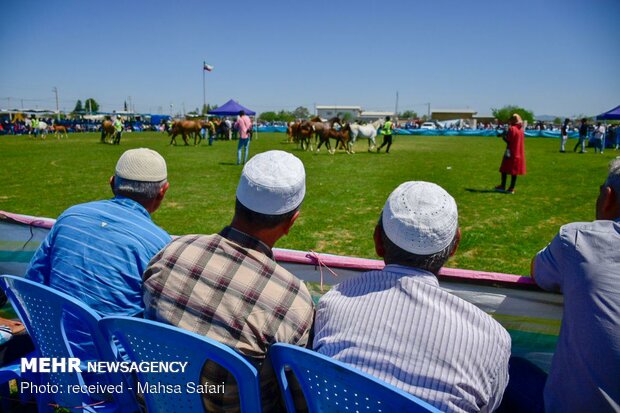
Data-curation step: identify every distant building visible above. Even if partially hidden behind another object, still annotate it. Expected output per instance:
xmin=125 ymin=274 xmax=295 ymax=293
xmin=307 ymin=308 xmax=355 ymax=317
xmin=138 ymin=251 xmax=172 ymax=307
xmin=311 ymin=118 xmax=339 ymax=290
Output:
xmin=316 ymin=106 xmax=362 ymax=120
xmin=431 ymin=109 xmax=478 ymax=121
xmin=358 ymin=111 xmax=395 ymax=122
xmin=316 ymin=105 xmax=394 ymax=122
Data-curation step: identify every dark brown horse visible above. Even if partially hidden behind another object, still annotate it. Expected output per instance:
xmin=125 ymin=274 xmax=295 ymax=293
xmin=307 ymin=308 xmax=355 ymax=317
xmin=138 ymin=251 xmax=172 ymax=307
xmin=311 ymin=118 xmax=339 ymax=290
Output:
xmin=168 ymin=120 xmax=204 ymax=146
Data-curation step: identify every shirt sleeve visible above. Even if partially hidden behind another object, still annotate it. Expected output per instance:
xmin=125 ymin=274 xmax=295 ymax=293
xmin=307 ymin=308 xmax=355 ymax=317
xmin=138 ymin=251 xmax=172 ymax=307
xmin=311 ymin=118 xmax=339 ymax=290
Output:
xmin=24 ymin=228 xmax=54 ymax=285
xmin=533 ymin=227 xmax=573 ymax=293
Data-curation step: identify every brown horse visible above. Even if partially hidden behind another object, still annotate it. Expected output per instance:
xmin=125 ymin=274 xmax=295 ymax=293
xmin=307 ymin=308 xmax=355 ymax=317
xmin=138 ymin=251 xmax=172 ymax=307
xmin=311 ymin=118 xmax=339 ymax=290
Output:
xmin=297 ymin=121 xmax=315 ymax=151
xmin=317 ymin=122 xmax=352 ymax=154
xmin=100 ymin=120 xmax=115 ymax=143
xmin=168 ymin=120 xmax=204 ymax=146
xmin=52 ymin=125 xmax=68 ymax=139
xmin=311 ymin=117 xmax=343 ymax=154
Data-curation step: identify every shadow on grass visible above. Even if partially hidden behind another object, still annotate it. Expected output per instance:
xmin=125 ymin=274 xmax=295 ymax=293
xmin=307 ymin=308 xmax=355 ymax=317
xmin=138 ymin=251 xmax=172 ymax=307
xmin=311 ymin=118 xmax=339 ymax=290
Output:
xmin=218 ymin=162 xmax=239 ymax=166
xmin=464 ymin=188 xmax=507 ymax=194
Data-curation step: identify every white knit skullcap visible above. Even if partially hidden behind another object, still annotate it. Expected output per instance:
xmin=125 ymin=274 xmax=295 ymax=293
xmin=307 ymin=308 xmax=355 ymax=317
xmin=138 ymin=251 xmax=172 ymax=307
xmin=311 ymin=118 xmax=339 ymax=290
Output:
xmin=382 ymin=181 xmax=458 ymax=255
xmin=236 ymin=150 xmax=305 ymax=215
xmin=115 ymin=148 xmax=167 ymax=182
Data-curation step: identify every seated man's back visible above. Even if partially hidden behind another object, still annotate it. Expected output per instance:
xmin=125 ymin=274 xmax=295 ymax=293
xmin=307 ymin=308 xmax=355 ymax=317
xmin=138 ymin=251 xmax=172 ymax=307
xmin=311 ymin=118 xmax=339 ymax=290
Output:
xmin=314 ymin=181 xmax=511 ymax=413
xmin=143 ymin=150 xmax=314 ymax=412
xmin=25 ymin=148 xmax=171 ymax=359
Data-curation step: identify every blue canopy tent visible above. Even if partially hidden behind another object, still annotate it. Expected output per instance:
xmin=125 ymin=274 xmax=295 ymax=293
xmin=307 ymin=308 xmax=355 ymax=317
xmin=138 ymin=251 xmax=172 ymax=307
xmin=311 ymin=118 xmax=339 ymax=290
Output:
xmin=208 ymin=99 xmax=256 ymax=116
xmin=596 ymin=105 xmax=620 ymax=120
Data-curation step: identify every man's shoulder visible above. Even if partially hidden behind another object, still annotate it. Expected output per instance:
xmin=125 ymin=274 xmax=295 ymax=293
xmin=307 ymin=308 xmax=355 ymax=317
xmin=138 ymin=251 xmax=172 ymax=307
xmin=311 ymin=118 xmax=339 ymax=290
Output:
xmin=560 ymin=220 xmax=620 ymax=240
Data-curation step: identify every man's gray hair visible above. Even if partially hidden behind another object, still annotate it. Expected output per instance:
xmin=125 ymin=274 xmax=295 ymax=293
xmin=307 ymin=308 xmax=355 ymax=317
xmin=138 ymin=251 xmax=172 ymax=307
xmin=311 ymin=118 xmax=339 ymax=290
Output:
xmin=605 ymin=158 xmax=620 ymax=197
xmin=113 ymin=176 xmax=167 ymax=200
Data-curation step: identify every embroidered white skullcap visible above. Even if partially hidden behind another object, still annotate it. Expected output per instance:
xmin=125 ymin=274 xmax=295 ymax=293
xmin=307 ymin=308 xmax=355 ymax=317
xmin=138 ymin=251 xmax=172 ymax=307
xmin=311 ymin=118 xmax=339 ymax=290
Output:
xmin=115 ymin=148 xmax=167 ymax=182
xmin=382 ymin=181 xmax=458 ymax=255
xmin=236 ymin=150 xmax=306 ymax=215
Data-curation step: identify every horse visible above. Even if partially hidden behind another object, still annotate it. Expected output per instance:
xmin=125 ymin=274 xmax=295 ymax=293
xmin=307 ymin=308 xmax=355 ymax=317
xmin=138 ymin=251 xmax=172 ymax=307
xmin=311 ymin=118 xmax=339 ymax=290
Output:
xmin=168 ymin=120 xmax=203 ymax=146
xmin=323 ymin=123 xmax=353 ymax=154
xmin=297 ymin=121 xmax=315 ymax=151
xmin=312 ymin=117 xmax=342 ymax=154
xmin=100 ymin=120 xmax=115 ymax=143
xmin=32 ymin=121 xmax=49 ymax=140
xmin=52 ymin=125 xmax=68 ymax=139
xmin=348 ymin=119 xmax=383 ymax=153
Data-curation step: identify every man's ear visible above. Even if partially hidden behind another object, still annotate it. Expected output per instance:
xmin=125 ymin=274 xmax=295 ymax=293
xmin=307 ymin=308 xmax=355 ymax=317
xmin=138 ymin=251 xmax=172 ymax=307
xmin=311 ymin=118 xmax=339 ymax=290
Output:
xmin=109 ymin=176 xmax=115 ymax=191
xmin=449 ymin=227 xmax=462 ymax=257
xmin=373 ymin=225 xmax=385 ymax=258
xmin=282 ymin=210 xmax=300 ymax=235
xmin=158 ymin=182 xmax=170 ymax=200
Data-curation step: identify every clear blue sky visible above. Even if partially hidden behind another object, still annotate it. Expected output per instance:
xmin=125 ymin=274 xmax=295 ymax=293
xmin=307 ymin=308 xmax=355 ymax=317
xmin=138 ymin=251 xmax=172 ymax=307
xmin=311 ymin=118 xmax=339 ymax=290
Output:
xmin=1 ymin=0 xmax=618 ymax=118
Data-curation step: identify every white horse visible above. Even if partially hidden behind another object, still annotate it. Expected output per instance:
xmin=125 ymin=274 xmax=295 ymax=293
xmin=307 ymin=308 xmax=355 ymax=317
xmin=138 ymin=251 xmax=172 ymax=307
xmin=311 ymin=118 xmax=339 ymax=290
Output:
xmin=348 ymin=119 xmax=383 ymax=153
xmin=32 ymin=121 xmax=49 ymax=139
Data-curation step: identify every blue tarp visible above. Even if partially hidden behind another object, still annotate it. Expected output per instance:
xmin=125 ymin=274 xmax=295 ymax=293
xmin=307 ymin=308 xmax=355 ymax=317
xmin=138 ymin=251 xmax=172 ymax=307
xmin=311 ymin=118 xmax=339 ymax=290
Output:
xmin=255 ymin=126 xmax=581 ymax=138
xmin=208 ymin=99 xmax=256 ymax=116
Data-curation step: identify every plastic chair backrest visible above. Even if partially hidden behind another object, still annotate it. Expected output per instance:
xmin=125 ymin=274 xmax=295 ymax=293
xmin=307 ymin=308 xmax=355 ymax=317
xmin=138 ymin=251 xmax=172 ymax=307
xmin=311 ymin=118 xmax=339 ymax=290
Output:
xmin=269 ymin=343 xmax=441 ymax=413
xmin=99 ymin=316 xmax=262 ymax=413
xmin=0 ymin=275 xmax=138 ymax=413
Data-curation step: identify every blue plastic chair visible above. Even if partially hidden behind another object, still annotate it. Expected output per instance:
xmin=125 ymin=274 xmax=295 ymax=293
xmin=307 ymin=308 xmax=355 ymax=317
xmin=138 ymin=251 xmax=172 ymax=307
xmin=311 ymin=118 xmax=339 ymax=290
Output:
xmin=269 ymin=343 xmax=441 ymax=413
xmin=0 ymin=275 xmax=140 ymax=413
xmin=99 ymin=316 xmax=262 ymax=413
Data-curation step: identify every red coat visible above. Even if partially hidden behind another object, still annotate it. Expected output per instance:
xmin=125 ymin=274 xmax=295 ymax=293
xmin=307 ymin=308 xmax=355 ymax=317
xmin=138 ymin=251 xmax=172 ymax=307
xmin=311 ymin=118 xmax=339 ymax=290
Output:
xmin=499 ymin=124 xmax=526 ymax=175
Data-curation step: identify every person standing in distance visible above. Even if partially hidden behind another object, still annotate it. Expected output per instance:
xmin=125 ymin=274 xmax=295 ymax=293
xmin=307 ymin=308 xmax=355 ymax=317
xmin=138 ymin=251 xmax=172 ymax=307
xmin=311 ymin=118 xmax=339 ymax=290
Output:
xmin=235 ymin=110 xmax=253 ymax=165
xmin=495 ymin=113 xmax=526 ymax=194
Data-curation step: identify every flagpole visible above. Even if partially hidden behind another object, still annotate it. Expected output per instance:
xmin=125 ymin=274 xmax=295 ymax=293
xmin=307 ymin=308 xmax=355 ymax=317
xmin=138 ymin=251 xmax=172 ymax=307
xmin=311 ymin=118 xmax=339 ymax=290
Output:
xmin=202 ymin=61 xmax=206 ymax=114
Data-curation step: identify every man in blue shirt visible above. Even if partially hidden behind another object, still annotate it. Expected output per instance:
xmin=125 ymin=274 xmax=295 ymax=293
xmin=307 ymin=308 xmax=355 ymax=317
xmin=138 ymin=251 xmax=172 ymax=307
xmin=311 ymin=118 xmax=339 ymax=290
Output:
xmin=25 ymin=148 xmax=171 ymax=359
xmin=531 ymin=158 xmax=620 ymax=412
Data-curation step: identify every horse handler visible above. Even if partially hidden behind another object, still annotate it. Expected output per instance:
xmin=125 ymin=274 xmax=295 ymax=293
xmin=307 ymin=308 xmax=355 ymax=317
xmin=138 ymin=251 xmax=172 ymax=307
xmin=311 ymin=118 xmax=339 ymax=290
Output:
xmin=113 ymin=116 xmax=123 ymax=145
xmin=377 ymin=116 xmax=394 ymax=153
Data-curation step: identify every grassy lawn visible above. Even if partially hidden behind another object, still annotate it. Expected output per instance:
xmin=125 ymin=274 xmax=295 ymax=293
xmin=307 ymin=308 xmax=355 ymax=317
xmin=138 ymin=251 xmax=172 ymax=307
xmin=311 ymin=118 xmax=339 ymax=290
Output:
xmin=0 ymin=131 xmax=615 ymax=276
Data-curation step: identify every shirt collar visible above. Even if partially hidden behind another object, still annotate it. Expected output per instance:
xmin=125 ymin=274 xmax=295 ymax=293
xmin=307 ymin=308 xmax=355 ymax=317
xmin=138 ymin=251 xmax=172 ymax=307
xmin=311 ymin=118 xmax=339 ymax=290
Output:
xmin=111 ymin=196 xmax=150 ymax=219
xmin=219 ymin=226 xmax=273 ymax=258
xmin=381 ymin=264 xmax=440 ymax=287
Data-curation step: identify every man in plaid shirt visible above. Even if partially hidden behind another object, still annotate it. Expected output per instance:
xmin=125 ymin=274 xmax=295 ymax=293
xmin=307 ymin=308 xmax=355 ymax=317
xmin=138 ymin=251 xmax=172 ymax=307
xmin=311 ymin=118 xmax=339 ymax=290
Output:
xmin=143 ymin=150 xmax=314 ymax=412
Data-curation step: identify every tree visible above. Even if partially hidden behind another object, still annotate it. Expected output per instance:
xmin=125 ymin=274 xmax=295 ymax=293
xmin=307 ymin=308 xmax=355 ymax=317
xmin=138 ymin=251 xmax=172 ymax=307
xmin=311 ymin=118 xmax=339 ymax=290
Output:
xmin=341 ymin=112 xmax=353 ymax=122
xmin=400 ymin=110 xmax=418 ymax=119
xmin=277 ymin=110 xmax=295 ymax=123
xmin=259 ymin=111 xmax=278 ymax=123
xmin=72 ymin=100 xmax=83 ymax=113
xmin=491 ymin=105 xmax=534 ymax=124
xmin=292 ymin=106 xmax=310 ymax=119
xmin=84 ymin=98 xmax=100 ymax=113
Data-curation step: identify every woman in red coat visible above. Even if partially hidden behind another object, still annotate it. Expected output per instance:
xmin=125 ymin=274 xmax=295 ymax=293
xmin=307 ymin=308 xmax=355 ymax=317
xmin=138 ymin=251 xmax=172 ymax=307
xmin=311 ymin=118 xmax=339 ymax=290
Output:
xmin=495 ymin=114 xmax=526 ymax=194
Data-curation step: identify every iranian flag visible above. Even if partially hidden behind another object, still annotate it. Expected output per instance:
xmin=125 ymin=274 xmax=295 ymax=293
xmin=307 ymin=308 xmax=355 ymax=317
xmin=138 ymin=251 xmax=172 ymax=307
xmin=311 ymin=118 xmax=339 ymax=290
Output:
xmin=203 ymin=62 xmax=214 ymax=72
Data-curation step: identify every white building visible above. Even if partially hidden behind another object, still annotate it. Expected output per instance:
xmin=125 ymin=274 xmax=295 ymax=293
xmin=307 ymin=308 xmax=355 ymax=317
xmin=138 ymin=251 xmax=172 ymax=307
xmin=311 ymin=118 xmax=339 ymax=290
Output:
xmin=315 ymin=105 xmax=362 ymax=120
xmin=316 ymin=105 xmax=394 ymax=122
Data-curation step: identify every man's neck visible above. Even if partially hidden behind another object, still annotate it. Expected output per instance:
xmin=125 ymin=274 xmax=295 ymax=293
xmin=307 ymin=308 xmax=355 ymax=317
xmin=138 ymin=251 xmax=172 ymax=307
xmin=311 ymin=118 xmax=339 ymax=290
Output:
xmin=229 ymin=220 xmax=279 ymax=249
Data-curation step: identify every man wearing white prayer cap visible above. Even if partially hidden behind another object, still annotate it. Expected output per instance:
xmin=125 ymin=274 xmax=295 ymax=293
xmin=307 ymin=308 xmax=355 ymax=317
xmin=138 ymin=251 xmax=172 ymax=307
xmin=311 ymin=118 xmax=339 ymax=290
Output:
xmin=314 ymin=181 xmax=511 ymax=413
xmin=25 ymin=148 xmax=171 ymax=362
xmin=144 ymin=150 xmax=314 ymax=412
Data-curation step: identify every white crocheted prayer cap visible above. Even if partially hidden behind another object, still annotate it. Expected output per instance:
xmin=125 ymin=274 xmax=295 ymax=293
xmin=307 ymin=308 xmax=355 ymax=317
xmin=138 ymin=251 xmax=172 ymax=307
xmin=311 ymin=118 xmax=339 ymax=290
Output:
xmin=382 ymin=181 xmax=458 ymax=255
xmin=115 ymin=148 xmax=167 ymax=182
xmin=236 ymin=150 xmax=306 ymax=215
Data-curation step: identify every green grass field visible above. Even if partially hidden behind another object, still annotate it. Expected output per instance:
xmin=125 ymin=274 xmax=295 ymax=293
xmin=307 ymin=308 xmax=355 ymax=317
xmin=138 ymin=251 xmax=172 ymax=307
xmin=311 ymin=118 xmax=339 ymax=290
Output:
xmin=1 ymin=131 xmax=615 ymax=276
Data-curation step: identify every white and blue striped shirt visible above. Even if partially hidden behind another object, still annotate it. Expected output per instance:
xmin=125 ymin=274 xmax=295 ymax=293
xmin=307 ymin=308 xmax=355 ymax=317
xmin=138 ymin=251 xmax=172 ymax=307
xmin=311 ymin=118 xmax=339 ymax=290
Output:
xmin=313 ymin=264 xmax=511 ymax=413
xmin=26 ymin=196 xmax=171 ymax=317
